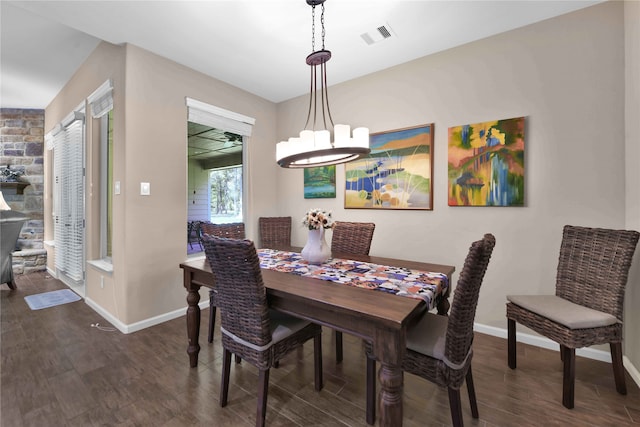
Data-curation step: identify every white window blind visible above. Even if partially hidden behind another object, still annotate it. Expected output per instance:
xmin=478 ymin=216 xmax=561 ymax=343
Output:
xmin=186 ymin=98 xmax=255 ymax=137
xmin=88 ymin=80 xmax=113 ymax=118
xmin=50 ymin=108 xmax=85 ymax=283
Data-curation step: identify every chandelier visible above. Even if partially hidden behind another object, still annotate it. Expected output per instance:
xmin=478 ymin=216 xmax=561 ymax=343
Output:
xmin=276 ymin=0 xmax=370 ymax=168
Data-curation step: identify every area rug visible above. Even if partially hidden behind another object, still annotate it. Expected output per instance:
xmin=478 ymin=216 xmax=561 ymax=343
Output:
xmin=24 ymin=289 xmax=82 ymax=310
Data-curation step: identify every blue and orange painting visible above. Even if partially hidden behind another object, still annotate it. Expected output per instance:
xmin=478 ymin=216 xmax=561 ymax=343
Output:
xmin=345 ymin=124 xmax=433 ymax=210
xmin=448 ymin=117 xmax=525 ymax=206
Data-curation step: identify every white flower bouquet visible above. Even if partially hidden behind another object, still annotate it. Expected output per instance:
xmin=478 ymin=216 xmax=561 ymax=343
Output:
xmin=302 ymin=208 xmax=335 ymax=230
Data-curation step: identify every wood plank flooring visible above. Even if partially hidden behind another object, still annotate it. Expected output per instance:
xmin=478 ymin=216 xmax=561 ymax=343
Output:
xmin=2 ymin=271 xmax=639 ymax=426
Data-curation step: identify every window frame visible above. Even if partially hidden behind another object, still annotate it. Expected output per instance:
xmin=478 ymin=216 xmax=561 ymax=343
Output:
xmin=99 ymin=111 xmax=113 ymax=261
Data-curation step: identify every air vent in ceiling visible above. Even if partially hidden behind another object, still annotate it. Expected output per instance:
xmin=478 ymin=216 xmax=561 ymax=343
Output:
xmin=360 ymin=23 xmax=394 ymax=45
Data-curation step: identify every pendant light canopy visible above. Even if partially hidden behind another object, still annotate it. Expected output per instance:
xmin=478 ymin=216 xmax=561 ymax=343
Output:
xmin=276 ymin=0 xmax=370 ymax=168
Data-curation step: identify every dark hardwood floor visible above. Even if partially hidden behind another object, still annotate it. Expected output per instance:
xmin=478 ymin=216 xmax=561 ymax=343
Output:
xmin=2 ymin=271 xmax=639 ymax=426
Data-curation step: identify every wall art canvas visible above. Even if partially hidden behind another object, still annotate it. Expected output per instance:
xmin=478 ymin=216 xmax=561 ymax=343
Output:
xmin=345 ymin=124 xmax=434 ymax=210
xmin=448 ymin=116 xmax=525 ymax=206
xmin=304 ymin=165 xmax=336 ymax=199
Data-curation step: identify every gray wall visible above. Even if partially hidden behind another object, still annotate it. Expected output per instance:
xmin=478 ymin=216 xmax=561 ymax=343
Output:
xmin=0 ymin=108 xmax=47 ymax=274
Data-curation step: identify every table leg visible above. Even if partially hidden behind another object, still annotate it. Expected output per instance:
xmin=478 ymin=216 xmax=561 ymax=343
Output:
xmin=437 ymin=297 xmax=450 ymax=315
xmin=374 ymin=329 xmax=404 ymax=426
xmin=185 ymin=272 xmax=201 ymax=368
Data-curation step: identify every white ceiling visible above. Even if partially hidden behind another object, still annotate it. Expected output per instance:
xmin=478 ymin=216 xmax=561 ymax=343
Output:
xmin=1 ymin=0 xmax=603 ymax=109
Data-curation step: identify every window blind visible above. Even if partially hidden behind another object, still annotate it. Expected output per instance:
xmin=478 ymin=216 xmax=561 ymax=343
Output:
xmin=87 ymin=80 xmax=113 ymax=119
xmin=186 ymin=97 xmax=255 ymax=137
xmin=51 ymin=108 xmax=85 ymax=283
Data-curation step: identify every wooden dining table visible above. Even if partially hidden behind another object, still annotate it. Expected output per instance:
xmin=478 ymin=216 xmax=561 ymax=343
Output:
xmin=180 ymin=249 xmax=455 ymax=427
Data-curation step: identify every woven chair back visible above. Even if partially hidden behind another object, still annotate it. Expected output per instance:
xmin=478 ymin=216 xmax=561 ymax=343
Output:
xmin=188 ymin=220 xmax=201 ymax=241
xmin=200 ymin=222 xmax=245 ymax=239
xmin=201 ymin=235 xmax=271 ymax=350
xmin=259 ymin=216 xmax=292 ymax=248
xmin=331 ymin=221 xmax=375 ymax=255
xmin=555 ymin=225 xmax=639 ymax=320
xmin=445 ymin=234 xmax=496 ymax=366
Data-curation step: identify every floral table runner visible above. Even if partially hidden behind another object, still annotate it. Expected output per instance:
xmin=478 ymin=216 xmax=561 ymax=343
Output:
xmin=258 ymin=249 xmax=448 ymax=310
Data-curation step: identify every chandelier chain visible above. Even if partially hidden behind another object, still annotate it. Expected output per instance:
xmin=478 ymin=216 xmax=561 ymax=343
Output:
xmin=311 ymin=5 xmax=316 ymax=52
xmin=310 ymin=3 xmax=326 ymax=53
xmin=320 ymin=3 xmax=325 ymax=50
xmin=276 ymin=0 xmax=370 ymax=168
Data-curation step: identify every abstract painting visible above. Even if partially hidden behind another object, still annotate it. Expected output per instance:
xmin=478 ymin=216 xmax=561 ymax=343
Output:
xmin=448 ymin=116 xmax=525 ymax=206
xmin=304 ymin=165 xmax=336 ymax=199
xmin=345 ymin=124 xmax=433 ymax=210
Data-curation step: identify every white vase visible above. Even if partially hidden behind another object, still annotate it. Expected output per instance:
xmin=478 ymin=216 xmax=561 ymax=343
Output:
xmin=301 ymin=227 xmax=331 ymax=265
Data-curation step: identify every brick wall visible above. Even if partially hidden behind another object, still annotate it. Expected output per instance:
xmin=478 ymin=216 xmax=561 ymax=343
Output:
xmin=0 ymin=108 xmax=47 ymax=274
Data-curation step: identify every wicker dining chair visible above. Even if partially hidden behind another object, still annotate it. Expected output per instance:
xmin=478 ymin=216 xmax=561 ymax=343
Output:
xmin=331 ymin=221 xmax=376 ymax=257
xmin=365 ymin=233 xmax=495 ymax=426
xmin=258 ymin=216 xmax=292 ymax=249
xmin=199 ymin=222 xmax=246 ymax=343
xmin=202 ymin=235 xmax=323 ymax=427
xmin=330 ymin=221 xmax=376 ymax=363
xmin=507 ymin=225 xmax=639 ymax=409
xmin=187 ymin=220 xmax=202 ymax=250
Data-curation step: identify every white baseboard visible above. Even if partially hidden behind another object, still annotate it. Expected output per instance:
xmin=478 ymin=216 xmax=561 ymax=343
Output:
xmin=84 ymin=297 xmax=210 ymax=334
xmin=624 ymin=355 xmax=640 ymax=388
xmin=474 ymin=323 xmax=640 ymax=389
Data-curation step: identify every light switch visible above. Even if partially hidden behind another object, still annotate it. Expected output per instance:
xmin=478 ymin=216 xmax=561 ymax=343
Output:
xmin=114 ymin=181 xmax=121 ymax=195
xmin=140 ymin=182 xmax=150 ymax=196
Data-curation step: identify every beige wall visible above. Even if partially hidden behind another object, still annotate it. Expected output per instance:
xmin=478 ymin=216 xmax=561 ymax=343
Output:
xmin=44 ymin=1 xmax=638 ymax=369
xmin=46 ymin=42 xmax=278 ymax=325
xmin=277 ymin=2 xmax=636 ymax=353
xmin=624 ymin=0 xmax=640 ymax=371
xmin=44 ymin=42 xmax=126 ymax=299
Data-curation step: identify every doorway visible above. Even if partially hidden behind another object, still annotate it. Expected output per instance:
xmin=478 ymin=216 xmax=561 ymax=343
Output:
xmin=187 ymin=122 xmax=244 ymax=254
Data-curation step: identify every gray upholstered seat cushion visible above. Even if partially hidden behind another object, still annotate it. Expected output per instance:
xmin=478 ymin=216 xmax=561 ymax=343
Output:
xmin=507 ymin=294 xmax=619 ymax=329
xmin=269 ymin=309 xmax=311 ymax=343
xmin=406 ymin=312 xmax=448 ymax=361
